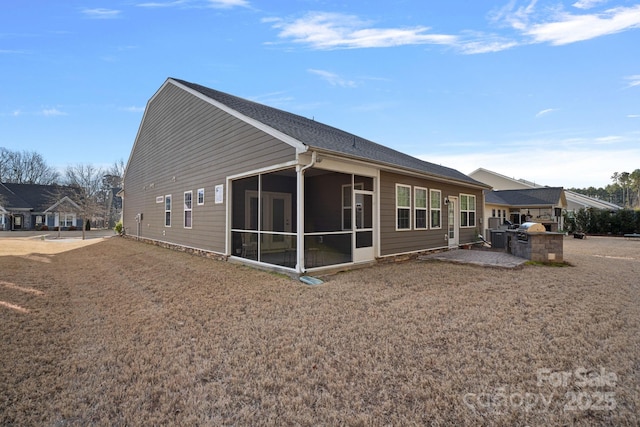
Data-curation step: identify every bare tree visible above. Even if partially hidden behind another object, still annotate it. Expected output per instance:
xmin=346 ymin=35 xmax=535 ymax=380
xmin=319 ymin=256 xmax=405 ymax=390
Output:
xmin=64 ymin=163 xmax=105 ymax=239
xmin=0 ymin=147 xmax=59 ymax=184
xmin=102 ymin=159 xmax=125 ymax=228
xmin=106 ymin=159 xmax=125 ymax=184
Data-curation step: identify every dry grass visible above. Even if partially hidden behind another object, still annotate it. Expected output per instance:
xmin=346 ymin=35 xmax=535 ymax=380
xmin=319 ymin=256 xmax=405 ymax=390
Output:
xmin=1 ymin=235 xmax=638 ymax=426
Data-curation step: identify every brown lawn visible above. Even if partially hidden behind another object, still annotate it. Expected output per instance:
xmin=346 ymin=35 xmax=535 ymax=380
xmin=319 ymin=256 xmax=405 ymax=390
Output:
xmin=1 ymin=235 xmax=639 ymax=425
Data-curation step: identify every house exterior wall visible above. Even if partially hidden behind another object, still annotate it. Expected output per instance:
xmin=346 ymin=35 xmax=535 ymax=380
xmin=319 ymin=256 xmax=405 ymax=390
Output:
xmin=123 ymin=82 xmax=297 ymax=253
xmin=484 ymin=203 xmax=510 ymax=233
xmin=379 ymin=171 xmax=485 ymax=256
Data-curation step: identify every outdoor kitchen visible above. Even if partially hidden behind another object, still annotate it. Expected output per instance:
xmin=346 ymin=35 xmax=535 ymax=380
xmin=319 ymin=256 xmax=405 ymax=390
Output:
xmin=485 ymin=221 xmax=564 ymax=262
xmin=508 ymin=221 xmax=564 ymax=262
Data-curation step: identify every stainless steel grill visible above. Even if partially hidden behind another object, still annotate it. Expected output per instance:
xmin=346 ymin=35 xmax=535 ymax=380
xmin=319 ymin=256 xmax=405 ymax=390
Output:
xmin=518 ymin=222 xmax=546 ymax=233
xmin=517 ymin=222 xmax=546 ymax=241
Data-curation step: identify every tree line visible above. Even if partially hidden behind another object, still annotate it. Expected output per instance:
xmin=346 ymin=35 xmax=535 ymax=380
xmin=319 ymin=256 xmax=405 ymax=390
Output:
xmin=1 ymin=147 xmax=125 ymax=187
xmin=564 ymin=208 xmax=640 ymax=235
xmin=1 ymin=147 xmax=125 ymax=235
xmin=569 ymin=169 xmax=640 ymax=208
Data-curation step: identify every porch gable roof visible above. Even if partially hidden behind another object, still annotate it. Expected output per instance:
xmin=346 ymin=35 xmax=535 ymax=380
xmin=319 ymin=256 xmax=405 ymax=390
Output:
xmin=171 ymin=78 xmax=488 ymax=188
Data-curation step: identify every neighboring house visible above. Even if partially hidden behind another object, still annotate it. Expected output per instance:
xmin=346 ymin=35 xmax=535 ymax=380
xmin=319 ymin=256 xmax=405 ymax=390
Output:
xmin=484 ymin=187 xmax=567 ymax=232
xmin=469 ymin=168 xmax=621 ymax=212
xmin=122 ymin=78 xmax=490 ymax=274
xmin=0 ymin=183 xmax=82 ymax=231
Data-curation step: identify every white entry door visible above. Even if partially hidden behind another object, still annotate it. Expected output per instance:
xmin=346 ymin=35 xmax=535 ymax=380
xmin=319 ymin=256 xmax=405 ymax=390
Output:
xmin=353 ymin=190 xmax=374 ymax=263
xmin=447 ymin=196 xmax=459 ymax=248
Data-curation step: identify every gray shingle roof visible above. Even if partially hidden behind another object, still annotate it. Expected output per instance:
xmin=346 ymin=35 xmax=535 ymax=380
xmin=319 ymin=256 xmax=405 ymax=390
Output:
xmin=172 ymin=78 xmax=487 ymax=187
xmin=485 ymin=187 xmax=564 ymax=206
xmin=0 ymin=183 xmax=79 ymax=212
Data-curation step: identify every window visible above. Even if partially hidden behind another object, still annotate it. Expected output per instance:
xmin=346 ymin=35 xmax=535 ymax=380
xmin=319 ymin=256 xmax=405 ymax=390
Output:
xmin=59 ymin=213 xmax=75 ymax=227
xmin=460 ymin=194 xmax=476 ymax=227
xmin=197 ymin=188 xmax=205 ymax=205
xmin=164 ymin=195 xmax=171 ymax=227
xmin=184 ymin=191 xmax=192 ymax=228
xmin=396 ymin=184 xmax=411 ymax=230
xmin=430 ymin=189 xmax=442 ymax=229
xmin=342 ymin=183 xmax=363 ymax=230
xmin=414 ymin=187 xmax=428 ymax=229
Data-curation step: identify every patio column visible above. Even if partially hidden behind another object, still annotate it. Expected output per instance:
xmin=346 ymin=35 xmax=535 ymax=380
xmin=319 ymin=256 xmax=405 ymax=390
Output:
xmin=296 ymin=164 xmax=305 ymax=273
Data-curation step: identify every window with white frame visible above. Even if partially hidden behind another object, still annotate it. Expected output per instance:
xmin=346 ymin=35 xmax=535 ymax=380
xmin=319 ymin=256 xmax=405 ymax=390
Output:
xmin=430 ymin=189 xmax=442 ymax=228
xmin=165 ymin=195 xmax=172 ymax=227
xmin=197 ymin=188 xmax=205 ymax=205
xmin=414 ymin=187 xmax=427 ymax=229
xmin=460 ymin=194 xmax=476 ymax=227
xmin=184 ymin=191 xmax=192 ymax=228
xmin=396 ymin=184 xmax=411 ymax=230
xmin=59 ymin=213 xmax=75 ymax=228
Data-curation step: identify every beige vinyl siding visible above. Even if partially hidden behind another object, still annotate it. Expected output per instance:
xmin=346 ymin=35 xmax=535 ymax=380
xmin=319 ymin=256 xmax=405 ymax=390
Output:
xmin=379 ymin=171 xmax=484 ymax=256
xmin=123 ymin=82 xmax=296 ymax=253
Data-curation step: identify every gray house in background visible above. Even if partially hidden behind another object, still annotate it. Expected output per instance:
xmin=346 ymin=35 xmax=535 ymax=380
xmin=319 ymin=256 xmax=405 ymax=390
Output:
xmin=0 ymin=183 xmax=82 ymax=231
xmin=484 ymin=187 xmax=567 ymax=232
xmin=122 ymin=78 xmax=490 ymax=274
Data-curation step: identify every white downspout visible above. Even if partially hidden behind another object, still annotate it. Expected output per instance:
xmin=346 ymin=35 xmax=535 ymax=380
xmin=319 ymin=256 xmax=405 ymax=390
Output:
xmin=297 ymin=151 xmax=317 ymax=274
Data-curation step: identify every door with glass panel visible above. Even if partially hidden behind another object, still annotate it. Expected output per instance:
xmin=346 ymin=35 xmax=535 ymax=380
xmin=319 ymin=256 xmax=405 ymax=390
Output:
xmin=246 ymin=191 xmax=292 ymax=251
xmin=353 ymin=189 xmax=374 ymax=262
xmin=447 ymin=196 xmax=459 ymax=248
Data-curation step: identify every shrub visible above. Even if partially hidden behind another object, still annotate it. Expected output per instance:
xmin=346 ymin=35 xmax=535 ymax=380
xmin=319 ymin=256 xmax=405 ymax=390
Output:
xmin=114 ymin=220 xmax=123 ymax=235
xmin=86 ymin=219 xmax=91 ymax=231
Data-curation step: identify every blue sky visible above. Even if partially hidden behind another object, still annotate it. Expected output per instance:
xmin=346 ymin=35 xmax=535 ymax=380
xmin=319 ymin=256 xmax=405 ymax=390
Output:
xmin=2 ymin=0 xmax=639 ymax=188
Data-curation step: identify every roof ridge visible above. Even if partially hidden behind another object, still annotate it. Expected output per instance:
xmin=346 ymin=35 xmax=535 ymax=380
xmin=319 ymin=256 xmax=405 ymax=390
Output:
xmin=170 ymin=78 xmax=488 ymax=188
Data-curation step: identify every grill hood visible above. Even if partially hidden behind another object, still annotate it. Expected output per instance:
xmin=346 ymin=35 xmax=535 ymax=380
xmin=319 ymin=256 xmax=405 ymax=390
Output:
xmin=518 ymin=222 xmax=546 ymax=233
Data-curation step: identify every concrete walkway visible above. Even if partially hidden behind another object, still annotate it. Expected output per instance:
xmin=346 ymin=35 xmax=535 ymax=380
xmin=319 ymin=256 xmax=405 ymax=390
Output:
xmin=419 ymin=249 xmax=528 ymax=268
xmin=0 ymin=230 xmax=116 ymax=240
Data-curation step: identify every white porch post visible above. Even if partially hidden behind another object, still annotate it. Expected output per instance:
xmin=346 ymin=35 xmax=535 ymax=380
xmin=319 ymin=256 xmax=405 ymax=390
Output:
xmin=296 ymin=164 xmax=305 ymax=274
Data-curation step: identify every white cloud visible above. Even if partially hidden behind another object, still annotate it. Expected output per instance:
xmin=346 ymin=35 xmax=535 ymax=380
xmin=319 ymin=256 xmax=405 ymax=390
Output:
xmin=535 ymin=108 xmax=557 ymax=118
xmin=457 ymin=37 xmax=518 ymax=54
xmin=625 ymin=75 xmax=640 ymax=88
xmin=82 ymin=8 xmax=122 ymax=19
xmin=137 ymin=0 xmax=248 ymax=8
xmin=523 ymin=5 xmax=640 ymax=45
xmin=627 ymin=114 xmax=640 ymax=118
xmin=572 ymin=0 xmax=609 ymax=10
xmin=595 ymin=135 xmax=622 ymax=143
xmin=308 ymin=69 xmax=357 ymax=88
xmin=490 ymin=0 xmax=539 ymax=32
xmin=42 ymin=108 xmax=67 ymax=117
xmin=267 ymin=12 xmax=458 ymax=50
xmin=207 ymin=0 xmax=249 ymax=8
xmin=266 ymin=4 xmax=640 ymax=54
xmin=419 ymin=147 xmax=640 ymax=188
xmin=137 ymin=0 xmax=187 ymax=7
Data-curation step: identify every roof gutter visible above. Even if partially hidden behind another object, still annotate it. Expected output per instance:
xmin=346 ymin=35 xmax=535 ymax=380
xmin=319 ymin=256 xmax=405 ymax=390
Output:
xmin=296 ymin=150 xmax=317 ymax=274
xmin=300 ymin=150 xmax=317 ymax=175
xmin=309 ymin=148 xmax=491 ymax=190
